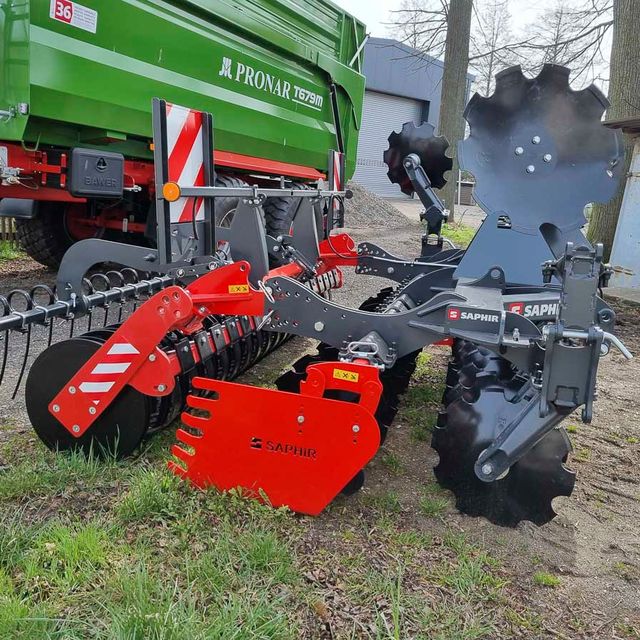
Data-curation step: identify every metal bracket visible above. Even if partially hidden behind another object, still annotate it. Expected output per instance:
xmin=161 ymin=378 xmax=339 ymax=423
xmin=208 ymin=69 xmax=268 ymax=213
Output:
xmin=356 ymin=242 xmax=458 ymax=283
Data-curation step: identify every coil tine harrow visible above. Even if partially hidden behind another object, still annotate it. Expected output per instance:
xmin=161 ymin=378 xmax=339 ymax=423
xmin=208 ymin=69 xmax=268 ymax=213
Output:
xmin=0 ymin=270 xmax=177 ymax=396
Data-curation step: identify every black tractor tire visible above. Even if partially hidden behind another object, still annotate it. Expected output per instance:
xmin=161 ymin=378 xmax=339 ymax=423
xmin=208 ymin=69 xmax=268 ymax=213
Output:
xmin=15 ymin=202 xmax=75 ymax=269
xmin=214 ymin=175 xmax=249 ymax=227
xmin=263 ymin=183 xmax=322 ymax=240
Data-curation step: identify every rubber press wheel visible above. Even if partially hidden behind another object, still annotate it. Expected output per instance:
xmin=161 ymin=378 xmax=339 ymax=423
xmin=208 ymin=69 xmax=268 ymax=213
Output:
xmin=25 ymin=338 xmax=151 ymax=458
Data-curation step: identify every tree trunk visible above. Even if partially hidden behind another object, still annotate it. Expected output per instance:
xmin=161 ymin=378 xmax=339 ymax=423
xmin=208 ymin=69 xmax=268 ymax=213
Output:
xmin=587 ymin=0 xmax=640 ymax=259
xmin=437 ymin=0 xmax=474 ymax=222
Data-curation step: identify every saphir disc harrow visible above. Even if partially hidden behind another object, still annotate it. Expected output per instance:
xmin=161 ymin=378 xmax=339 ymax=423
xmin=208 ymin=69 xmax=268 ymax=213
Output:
xmin=432 ymin=340 xmax=576 ymax=526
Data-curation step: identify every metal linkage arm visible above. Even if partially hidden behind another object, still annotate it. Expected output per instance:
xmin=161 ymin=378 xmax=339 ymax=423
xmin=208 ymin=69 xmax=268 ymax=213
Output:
xmin=402 ymin=154 xmax=447 ymax=236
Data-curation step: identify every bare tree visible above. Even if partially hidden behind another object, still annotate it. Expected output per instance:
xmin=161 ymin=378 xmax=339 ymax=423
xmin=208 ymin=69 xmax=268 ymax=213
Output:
xmin=521 ymin=0 xmax=613 ymax=85
xmin=587 ymin=0 xmax=640 ymax=257
xmin=470 ymin=0 xmax=517 ymax=94
xmin=390 ymin=0 xmax=449 ymax=59
xmin=437 ymin=0 xmax=474 ymax=217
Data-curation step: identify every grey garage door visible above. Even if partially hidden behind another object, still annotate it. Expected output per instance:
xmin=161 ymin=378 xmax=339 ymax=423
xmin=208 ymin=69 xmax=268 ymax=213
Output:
xmin=353 ymin=90 xmax=426 ymax=198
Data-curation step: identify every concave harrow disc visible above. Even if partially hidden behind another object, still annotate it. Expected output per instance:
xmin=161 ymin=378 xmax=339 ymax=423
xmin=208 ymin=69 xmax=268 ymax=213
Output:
xmin=432 ymin=342 xmax=576 ymax=527
xmin=459 ymin=64 xmax=624 ymax=234
xmin=384 ymin=122 xmax=452 ymax=195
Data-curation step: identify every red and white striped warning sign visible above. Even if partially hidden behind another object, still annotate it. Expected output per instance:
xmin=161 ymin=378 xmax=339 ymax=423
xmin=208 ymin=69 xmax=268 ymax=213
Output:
xmin=166 ymin=104 xmax=206 ymax=224
xmin=78 ymin=342 xmax=140 ymax=406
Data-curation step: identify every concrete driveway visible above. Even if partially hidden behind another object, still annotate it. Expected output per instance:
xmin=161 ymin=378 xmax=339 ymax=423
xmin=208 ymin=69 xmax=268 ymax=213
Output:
xmin=388 ymin=197 xmax=486 ymax=230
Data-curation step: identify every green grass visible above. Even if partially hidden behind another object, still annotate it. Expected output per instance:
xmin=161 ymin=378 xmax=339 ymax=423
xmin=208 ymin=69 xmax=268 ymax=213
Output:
xmin=401 ymin=352 xmax=443 ymax=443
xmin=533 ymin=572 xmax=561 ymax=588
xmin=442 ymin=222 xmax=476 ymax=248
xmin=419 ymin=483 xmax=450 ymax=517
xmin=380 ymin=450 xmax=404 ymax=475
xmin=0 ymin=241 xmax=23 ymax=261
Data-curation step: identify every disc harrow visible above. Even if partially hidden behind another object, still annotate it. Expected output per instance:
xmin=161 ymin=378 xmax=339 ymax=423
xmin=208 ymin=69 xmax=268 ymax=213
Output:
xmin=0 ymin=66 xmax=633 ymax=525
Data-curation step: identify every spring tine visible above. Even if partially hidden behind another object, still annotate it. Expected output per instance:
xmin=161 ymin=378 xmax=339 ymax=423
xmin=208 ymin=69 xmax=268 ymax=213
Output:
xmin=0 ymin=295 xmax=10 ymax=387
xmin=30 ymin=285 xmax=56 ymax=348
xmin=12 ymin=324 xmax=31 ymax=400
xmin=6 ymin=290 xmax=34 ymax=400
xmin=47 ymin=319 xmax=54 ymax=348
xmin=0 ymin=330 xmax=8 ymax=387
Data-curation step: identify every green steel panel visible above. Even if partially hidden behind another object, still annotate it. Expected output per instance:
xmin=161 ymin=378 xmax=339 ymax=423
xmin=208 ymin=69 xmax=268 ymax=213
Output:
xmin=0 ymin=0 xmax=366 ymax=178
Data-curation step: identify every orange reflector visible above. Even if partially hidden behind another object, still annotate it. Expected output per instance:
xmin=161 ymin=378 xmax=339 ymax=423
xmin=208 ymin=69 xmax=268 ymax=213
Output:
xmin=162 ymin=182 xmax=181 ymax=202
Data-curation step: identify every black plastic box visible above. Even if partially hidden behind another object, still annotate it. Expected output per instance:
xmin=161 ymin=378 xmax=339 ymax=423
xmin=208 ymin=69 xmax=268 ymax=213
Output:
xmin=69 ymin=148 xmax=125 ymax=198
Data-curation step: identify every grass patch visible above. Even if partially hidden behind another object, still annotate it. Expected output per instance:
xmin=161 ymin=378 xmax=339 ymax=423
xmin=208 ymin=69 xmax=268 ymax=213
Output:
xmin=380 ymin=450 xmax=404 ymax=475
xmin=419 ymin=483 xmax=450 ymax=517
xmin=566 ymin=424 xmax=579 ymax=434
xmin=442 ymin=222 xmax=476 ymax=248
xmin=0 ymin=241 xmax=23 ymax=261
xmin=533 ymin=572 xmax=561 ymax=588
xmin=400 ymin=353 xmax=443 ymax=442
xmin=115 ymin=467 xmax=183 ymax=522
xmin=0 ymin=446 xmax=123 ymax=501
xmin=575 ymin=447 xmax=592 ymax=462
xmin=363 ymin=490 xmax=403 ymax=514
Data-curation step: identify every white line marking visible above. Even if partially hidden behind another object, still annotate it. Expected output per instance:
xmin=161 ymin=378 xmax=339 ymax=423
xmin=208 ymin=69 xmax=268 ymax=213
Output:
xmin=80 ymin=381 xmax=115 ymax=394
xmin=292 ymin=99 xmax=322 ymax=112
xmin=107 ymin=343 xmax=140 ymax=356
xmin=91 ymin=363 xmax=131 ymax=375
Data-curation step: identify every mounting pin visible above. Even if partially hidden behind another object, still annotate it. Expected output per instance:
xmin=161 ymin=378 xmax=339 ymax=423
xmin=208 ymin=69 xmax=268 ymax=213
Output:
xmin=515 ymin=146 xmax=524 ymax=156
xmin=532 ymin=136 xmax=541 ymax=144
xmin=52 ymin=405 xmax=60 ymax=413
xmin=481 ymin=463 xmax=494 ymax=476
xmin=148 ymin=354 xmax=157 ymax=362
xmin=543 ymin=154 xmax=553 ymax=163
xmin=314 ymin=321 xmax=325 ymax=332
xmin=526 ymin=165 xmax=536 ymax=174
xmin=72 ymin=425 xmax=81 ymax=434
xmin=297 ymin=415 xmax=305 ymax=424
xmin=89 ymin=407 xmax=97 ymax=415
xmin=68 ymin=386 xmax=76 ymax=395
xmin=157 ymin=384 xmax=167 ymax=392
xmin=352 ymin=425 xmax=360 ymax=434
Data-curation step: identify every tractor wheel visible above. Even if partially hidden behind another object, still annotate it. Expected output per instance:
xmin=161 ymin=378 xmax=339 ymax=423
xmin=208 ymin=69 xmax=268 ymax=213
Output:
xmin=263 ymin=183 xmax=322 ymax=244
xmin=432 ymin=348 xmax=576 ymax=527
xmin=15 ymin=202 xmax=87 ymax=269
xmin=214 ymin=175 xmax=249 ymax=228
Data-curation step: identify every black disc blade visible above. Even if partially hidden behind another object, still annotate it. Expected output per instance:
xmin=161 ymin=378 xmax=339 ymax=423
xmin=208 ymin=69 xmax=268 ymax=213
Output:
xmin=26 ymin=338 xmax=150 ymax=458
xmin=384 ymin=121 xmax=452 ymax=195
xmin=432 ymin=381 xmax=575 ymax=527
xmin=460 ymin=64 xmax=624 ymax=234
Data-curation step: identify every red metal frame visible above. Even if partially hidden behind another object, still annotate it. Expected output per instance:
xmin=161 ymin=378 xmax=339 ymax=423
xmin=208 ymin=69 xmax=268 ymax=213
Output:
xmin=0 ymin=142 xmax=324 ymax=205
xmin=49 ymin=261 xmax=268 ymax=436
xmin=171 ymin=359 xmax=383 ymax=515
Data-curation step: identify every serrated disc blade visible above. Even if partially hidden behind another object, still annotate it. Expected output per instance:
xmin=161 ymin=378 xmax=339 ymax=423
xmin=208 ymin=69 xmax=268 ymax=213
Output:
xmin=460 ymin=64 xmax=624 ymax=234
xmin=384 ymin=121 xmax=453 ymax=195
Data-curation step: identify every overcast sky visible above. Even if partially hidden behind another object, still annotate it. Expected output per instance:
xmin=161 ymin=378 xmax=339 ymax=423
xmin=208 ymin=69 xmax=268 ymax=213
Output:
xmin=337 ymin=0 xmax=553 ymax=37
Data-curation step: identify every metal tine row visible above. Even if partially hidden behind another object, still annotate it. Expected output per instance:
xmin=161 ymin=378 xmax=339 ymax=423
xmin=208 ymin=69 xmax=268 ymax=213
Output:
xmin=0 ymin=269 xmax=177 ymax=397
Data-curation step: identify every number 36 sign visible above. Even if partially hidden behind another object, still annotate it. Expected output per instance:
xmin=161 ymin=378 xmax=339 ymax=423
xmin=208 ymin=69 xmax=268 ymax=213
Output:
xmin=50 ymin=0 xmax=98 ymax=34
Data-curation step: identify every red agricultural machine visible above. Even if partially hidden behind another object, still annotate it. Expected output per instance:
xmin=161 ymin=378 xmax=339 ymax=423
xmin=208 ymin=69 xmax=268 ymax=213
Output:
xmin=0 ymin=65 xmax=632 ymax=526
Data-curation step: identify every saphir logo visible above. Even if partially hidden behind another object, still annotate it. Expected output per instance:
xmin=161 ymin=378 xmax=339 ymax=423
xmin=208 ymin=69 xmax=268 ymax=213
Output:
xmin=249 ymin=436 xmax=317 ymax=460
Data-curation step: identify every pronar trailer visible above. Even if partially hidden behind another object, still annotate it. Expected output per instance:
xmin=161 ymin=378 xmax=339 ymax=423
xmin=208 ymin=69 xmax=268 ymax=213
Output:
xmin=0 ymin=0 xmax=366 ymax=266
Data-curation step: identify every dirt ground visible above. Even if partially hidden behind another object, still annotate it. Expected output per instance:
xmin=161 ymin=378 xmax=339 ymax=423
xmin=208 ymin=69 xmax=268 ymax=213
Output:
xmin=0 ymin=220 xmax=638 ymax=638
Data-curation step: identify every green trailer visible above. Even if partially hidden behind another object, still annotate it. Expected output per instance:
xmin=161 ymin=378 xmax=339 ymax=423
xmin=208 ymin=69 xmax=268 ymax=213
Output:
xmin=0 ymin=0 xmax=366 ymax=266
